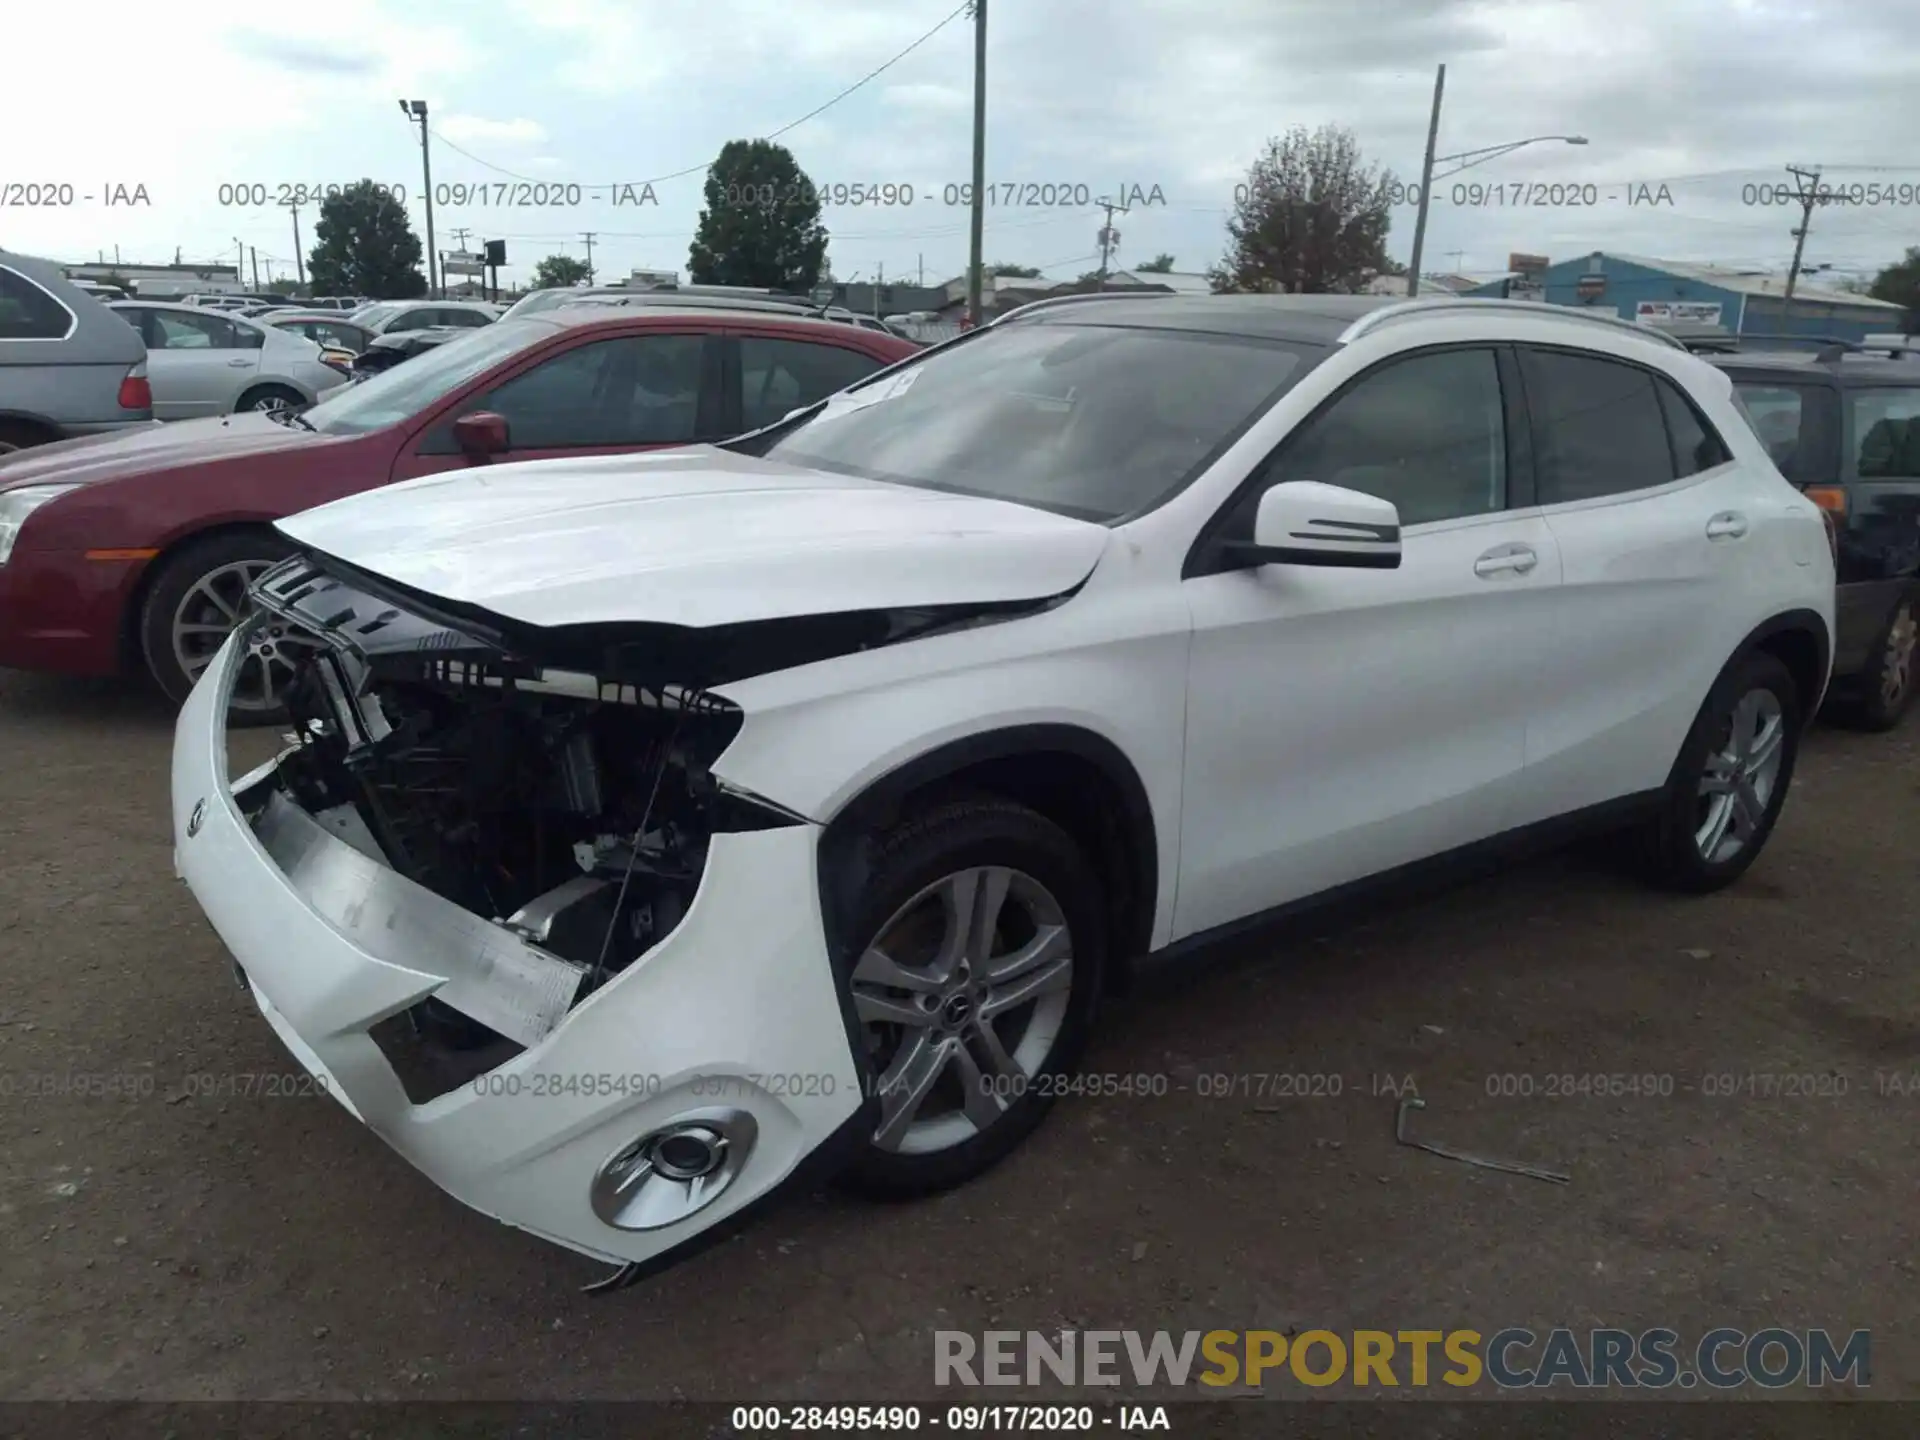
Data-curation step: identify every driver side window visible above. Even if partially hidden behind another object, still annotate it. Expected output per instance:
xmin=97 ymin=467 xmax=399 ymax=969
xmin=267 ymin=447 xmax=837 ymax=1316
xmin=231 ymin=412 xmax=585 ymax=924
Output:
xmin=1263 ymin=347 xmax=1509 ymax=527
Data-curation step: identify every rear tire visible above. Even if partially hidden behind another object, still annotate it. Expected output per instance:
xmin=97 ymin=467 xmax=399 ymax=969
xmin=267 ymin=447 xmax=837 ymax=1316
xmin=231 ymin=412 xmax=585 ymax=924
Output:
xmin=1635 ymin=651 xmax=1801 ymax=893
xmin=1837 ymin=597 xmax=1916 ymax=733
xmin=234 ymin=384 xmax=305 ymax=414
xmin=138 ymin=531 xmax=299 ymax=725
xmin=837 ymin=798 xmax=1106 ymax=1200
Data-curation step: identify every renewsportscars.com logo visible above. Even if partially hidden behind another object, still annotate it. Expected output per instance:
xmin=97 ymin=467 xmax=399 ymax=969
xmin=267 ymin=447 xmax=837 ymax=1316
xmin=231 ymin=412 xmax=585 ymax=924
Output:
xmin=934 ymin=1327 xmax=1871 ymax=1391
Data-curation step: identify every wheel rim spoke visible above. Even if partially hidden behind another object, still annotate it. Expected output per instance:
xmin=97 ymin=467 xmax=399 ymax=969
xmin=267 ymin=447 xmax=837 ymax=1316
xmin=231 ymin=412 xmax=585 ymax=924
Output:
xmin=853 ymin=942 xmax=942 ymax=995
xmin=950 ymin=1037 xmax=1011 ymax=1133
xmin=872 ymin=1033 xmax=950 ymax=1150
xmin=984 ymin=920 xmax=1068 ymax=985
xmin=981 ymin=953 xmax=1073 ymax=1021
xmin=853 ymin=987 xmax=933 ymax=1028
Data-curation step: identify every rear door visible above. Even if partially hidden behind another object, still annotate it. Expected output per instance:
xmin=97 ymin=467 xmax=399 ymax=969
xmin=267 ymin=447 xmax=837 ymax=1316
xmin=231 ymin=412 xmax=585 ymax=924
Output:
xmin=722 ymin=328 xmax=899 ymax=433
xmin=1839 ymin=383 xmax=1920 ymax=662
xmin=390 ymin=328 xmax=725 ymax=481
xmin=138 ymin=308 xmax=263 ymax=418
xmin=1516 ymin=344 xmax=1751 ymax=820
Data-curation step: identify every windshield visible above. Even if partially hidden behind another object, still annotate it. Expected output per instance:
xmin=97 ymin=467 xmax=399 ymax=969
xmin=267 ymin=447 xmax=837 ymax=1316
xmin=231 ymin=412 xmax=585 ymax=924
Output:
xmin=354 ymin=303 xmax=402 ymax=329
xmin=301 ymin=319 xmax=559 ymax=437
xmin=761 ymin=321 xmax=1318 ymax=522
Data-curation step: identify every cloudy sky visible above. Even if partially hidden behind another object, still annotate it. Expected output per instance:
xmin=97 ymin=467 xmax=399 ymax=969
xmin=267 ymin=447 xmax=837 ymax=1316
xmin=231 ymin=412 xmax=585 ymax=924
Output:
xmin=3 ymin=0 xmax=1915 ymax=292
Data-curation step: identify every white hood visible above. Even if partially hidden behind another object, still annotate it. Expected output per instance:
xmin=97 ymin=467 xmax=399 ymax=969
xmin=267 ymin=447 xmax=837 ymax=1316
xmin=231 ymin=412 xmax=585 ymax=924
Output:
xmin=275 ymin=446 xmax=1110 ymax=629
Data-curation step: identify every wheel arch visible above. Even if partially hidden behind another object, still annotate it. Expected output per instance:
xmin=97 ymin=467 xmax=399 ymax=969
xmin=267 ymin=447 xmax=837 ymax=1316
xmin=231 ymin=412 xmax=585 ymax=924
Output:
xmin=233 ymin=380 xmax=314 ymax=412
xmin=815 ymin=724 xmax=1162 ymax=993
xmin=118 ymin=520 xmax=291 ymax=672
xmin=1733 ymin=607 xmax=1831 ymax=723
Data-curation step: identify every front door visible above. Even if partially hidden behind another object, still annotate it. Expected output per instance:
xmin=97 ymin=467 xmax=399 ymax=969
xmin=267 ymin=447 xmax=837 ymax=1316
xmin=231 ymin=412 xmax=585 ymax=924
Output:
xmin=1175 ymin=344 xmax=1562 ymax=940
xmin=391 ymin=331 xmax=726 ymax=482
xmin=139 ymin=308 xmax=263 ymax=419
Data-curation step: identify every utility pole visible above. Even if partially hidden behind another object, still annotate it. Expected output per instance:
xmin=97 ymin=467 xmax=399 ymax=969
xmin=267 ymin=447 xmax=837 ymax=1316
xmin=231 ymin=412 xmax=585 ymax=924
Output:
xmin=400 ymin=100 xmax=438 ymax=296
xmin=581 ymin=232 xmax=597 ymax=283
xmin=285 ymin=201 xmax=305 ymax=287
xmin=250 ymin=247 xmax=260 ymax=290
xmin=1783 ymin=164 xmax=1825 ymax=305
xmin=1406 ymin=63 xmax=1446 ymax=299
xmin=1094 ymin=197 xmax=1129 ymax=289
xmin=918 ymin=253 xmax=925 ymax=286
xmin=965 ymin=0 xmax=987 ymax=328
xmin=875 ymin=261 xmax=883 ymax=316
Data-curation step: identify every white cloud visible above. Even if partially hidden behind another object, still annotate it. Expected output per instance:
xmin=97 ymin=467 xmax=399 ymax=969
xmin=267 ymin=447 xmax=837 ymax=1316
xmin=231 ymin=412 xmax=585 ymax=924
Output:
xmin=437 ymin=116 xmax=551 ymax=146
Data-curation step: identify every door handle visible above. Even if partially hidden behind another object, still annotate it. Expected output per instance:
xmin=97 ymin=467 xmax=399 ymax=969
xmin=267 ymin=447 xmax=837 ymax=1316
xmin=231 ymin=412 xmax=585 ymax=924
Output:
xmin=1474 ymin=543 xmax=1538 ymax=578
xmin=1706 ymin=511 xmax=1749 ymax=540
xmin=227 ymin=357 xmax=254 ymax=367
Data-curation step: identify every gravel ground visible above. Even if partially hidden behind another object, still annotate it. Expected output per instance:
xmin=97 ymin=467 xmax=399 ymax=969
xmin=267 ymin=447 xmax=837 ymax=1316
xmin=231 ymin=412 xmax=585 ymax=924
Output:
xmin=0 ymin=667 xmax=1914 ymax=1407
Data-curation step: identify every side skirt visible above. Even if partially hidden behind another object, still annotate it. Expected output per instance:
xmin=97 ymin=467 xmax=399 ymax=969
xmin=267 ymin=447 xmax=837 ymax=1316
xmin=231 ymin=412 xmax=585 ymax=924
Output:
xmin=1139 ymin=789 xmax=1667 ymax=978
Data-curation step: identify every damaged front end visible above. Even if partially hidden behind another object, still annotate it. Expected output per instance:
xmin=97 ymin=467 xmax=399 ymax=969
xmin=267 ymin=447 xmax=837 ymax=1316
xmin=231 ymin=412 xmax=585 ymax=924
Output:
xmin=238 ymin=552 xmax=807 ymax=1099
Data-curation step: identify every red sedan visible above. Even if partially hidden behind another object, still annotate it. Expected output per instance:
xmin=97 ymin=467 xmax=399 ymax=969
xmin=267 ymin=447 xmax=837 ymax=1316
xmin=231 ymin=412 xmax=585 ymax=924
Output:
xmin=0 ymin=306 xmax=916 ymax=719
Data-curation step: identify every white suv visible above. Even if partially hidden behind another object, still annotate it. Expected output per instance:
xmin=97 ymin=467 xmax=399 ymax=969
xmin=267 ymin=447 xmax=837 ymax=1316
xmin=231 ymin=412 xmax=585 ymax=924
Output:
xmin=172 ymin=294 xmax=1833 ymax=1280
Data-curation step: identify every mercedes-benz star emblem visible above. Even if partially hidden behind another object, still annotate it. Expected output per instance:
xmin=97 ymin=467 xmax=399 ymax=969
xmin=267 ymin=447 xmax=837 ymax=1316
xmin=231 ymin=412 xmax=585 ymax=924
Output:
xmin=187 ymin=799 xmax=206 ymax=838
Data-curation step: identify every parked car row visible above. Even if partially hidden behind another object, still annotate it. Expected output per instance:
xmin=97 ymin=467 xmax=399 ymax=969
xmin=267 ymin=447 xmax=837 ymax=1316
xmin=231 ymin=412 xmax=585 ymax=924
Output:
xmin=143 ymin=290 xmax=1864 ymax=1281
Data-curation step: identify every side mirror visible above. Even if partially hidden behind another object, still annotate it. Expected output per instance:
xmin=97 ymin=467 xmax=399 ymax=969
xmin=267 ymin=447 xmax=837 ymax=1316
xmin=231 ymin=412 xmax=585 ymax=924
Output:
xmin=452 ymin=410 xmax=510 ymax=460
xmin=1224 ymin=480 xmax=1402 ymax=570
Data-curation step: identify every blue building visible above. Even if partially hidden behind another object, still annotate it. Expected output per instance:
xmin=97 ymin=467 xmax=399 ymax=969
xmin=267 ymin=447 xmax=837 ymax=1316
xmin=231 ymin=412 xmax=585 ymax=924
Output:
xmin=1467 ymin=251 xmax=1906 ymax=343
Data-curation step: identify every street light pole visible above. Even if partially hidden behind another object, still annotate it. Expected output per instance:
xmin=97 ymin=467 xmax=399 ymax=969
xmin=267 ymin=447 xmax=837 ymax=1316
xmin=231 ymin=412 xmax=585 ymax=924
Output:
xmin=1406 ymin=64 xmax=1446 ymax=299
xmin=401 ymin=99 xmax=438 ymax=298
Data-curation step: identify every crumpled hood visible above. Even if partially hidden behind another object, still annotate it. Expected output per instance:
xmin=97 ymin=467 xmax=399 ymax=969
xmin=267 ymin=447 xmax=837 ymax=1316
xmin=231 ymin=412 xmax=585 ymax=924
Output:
xmin=275 ymin=446 xmax=1111 ymax=630
xmin=0 ymin=412 xmax=323 ymax=491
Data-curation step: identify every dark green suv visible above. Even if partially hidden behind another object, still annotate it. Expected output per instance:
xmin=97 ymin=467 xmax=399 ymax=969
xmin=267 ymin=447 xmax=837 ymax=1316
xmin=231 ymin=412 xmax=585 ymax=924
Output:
xmin=1712 ymin=346 xmax=1920 ymax=730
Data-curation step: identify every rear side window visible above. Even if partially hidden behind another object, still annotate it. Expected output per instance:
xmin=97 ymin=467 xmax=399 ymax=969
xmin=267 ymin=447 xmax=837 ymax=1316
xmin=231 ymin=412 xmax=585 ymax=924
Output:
xmin=1732 ymin=381 xmax=1830 ymax=483
xmin=1521 ymin=348 xmax=1675 ymax=504
xmin=1655 ymin=376 xmax=1732 ymax=477
xmin=0 ymin=266 xmax=75 ymax=340
xmin=739 ymin=336 xmax=886 ymax=432
xmin=1851 ymin=388 xmax=1920 ymax=480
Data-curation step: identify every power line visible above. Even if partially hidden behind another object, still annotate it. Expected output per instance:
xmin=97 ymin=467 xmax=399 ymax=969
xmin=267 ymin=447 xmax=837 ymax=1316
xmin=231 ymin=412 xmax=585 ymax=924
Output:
xmin=428 ymin=0 xmax=972 ymax=190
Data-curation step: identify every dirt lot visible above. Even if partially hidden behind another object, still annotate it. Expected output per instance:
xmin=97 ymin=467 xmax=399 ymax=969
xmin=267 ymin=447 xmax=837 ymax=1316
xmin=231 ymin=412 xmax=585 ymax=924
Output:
xmin=0 ymin=665 xmax=1915 ymax=1406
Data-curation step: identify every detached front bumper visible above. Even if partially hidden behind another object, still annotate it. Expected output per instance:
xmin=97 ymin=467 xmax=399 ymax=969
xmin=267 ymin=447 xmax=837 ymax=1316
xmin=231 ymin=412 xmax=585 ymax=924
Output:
xmin=171 ymin=628 xmax=867 ymax=1269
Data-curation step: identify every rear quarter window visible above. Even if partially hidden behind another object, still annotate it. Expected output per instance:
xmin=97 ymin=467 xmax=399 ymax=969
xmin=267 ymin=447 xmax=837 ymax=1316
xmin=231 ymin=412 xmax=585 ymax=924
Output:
xmin=0 ymin=266 xmax=76 ymax=340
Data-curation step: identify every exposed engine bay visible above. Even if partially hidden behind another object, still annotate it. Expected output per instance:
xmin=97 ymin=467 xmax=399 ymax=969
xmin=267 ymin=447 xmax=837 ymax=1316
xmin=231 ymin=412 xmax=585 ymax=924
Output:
xmin=245 ymin=555 xmax=779 ymax=1035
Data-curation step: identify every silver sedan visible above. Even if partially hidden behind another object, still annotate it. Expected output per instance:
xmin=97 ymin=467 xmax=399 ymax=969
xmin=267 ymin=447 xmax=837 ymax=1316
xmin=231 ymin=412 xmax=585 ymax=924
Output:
xmin=105 ymin=302 xmax=350 ymax=419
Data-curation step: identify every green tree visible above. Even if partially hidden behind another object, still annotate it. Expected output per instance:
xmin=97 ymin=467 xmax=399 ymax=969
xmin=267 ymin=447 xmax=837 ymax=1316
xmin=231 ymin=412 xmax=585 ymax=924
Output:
xmin=1136 ymin=253 xmax=1176 ymax=273
xmin=266 ymin=277 xmax=304 ymax=296
xmin=688 ymin=140 xmax=828 ymax=291
xmin=1868 ymin=247 xmax=1920 ymax=333
xmin=986 ymin=262 xmax=1042 ymax=278
xmin=307 ymin=180 xmax=427 ymax=300
xmin=532 ymin=254 xmax=592 ymax=289
xmin=1210 ymin=125 xmax=1396 ymax=295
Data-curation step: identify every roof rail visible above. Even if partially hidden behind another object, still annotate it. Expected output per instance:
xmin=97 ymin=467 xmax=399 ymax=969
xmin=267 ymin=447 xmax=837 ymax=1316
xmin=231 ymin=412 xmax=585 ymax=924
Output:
xmin=1338 ymin=296 xmax=1689 ymax=352
xmin=992 ymin=289 xmax=1177 ymax=326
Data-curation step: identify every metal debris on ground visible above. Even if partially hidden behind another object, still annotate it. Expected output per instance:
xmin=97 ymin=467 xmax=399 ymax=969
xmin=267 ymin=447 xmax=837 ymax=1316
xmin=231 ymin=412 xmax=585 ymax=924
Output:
xmin=1394 ymin=1096 xmax=1571 ymax=1184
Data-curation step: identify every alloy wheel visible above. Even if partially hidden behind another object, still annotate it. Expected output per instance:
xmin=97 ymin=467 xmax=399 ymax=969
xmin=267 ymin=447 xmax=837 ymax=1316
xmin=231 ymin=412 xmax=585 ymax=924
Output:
xmin=1694 ymin=686 xmax=1786 ymax=864
xmin=851 ymin=865 xmax=1075 ymax=1155
xmin=170 ymin=559 xmax=313 ymax=713
xmin=247 ymin=393 xmax=291 ymax=413
xmin=1878 ymin=603 xmax=1915 ymax=711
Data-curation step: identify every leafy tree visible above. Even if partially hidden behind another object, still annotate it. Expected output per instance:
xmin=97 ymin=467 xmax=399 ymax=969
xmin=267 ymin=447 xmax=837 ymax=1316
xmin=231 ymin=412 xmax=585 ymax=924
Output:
xmin=985 ymin=262 xmax=1042 ymax=278
xmin=307 ymin=180 xmax=426 ymax=299
xmin=1868 ymin=247 xmax=1920 ymax=333
xmin=688 ymin=140 xmax=828 ymax=291
xmin=1209 ymin=125 xmax=1396 ymax=295
xmin=1136 ymin=253 xmax=1176 ymax=273
xmin=266 ymin=277 xmax=304 ymax=296
xmin=532 ymin=254 xmax=592 ymax=289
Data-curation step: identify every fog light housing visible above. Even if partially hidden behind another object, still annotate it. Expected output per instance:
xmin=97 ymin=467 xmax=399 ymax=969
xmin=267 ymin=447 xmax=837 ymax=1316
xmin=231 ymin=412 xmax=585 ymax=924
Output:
xmin=590 ymin=1107 xmax=757 ymax=1231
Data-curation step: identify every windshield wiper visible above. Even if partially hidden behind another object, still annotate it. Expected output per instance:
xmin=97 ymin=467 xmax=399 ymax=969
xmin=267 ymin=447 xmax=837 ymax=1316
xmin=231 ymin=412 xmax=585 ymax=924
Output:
xmin=283 ymin=409 xmax=317 ymax=432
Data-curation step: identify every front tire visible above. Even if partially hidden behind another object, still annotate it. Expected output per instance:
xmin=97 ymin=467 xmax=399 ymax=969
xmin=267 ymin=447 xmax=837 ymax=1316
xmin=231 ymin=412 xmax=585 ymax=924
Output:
xmin=838 ymin=798 xmax=1106 ymax=1199
xmin=138 ymin=531 xmax=302 ymax=725
xmin=1636 ymin=651 xmax=1801 ymax=892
